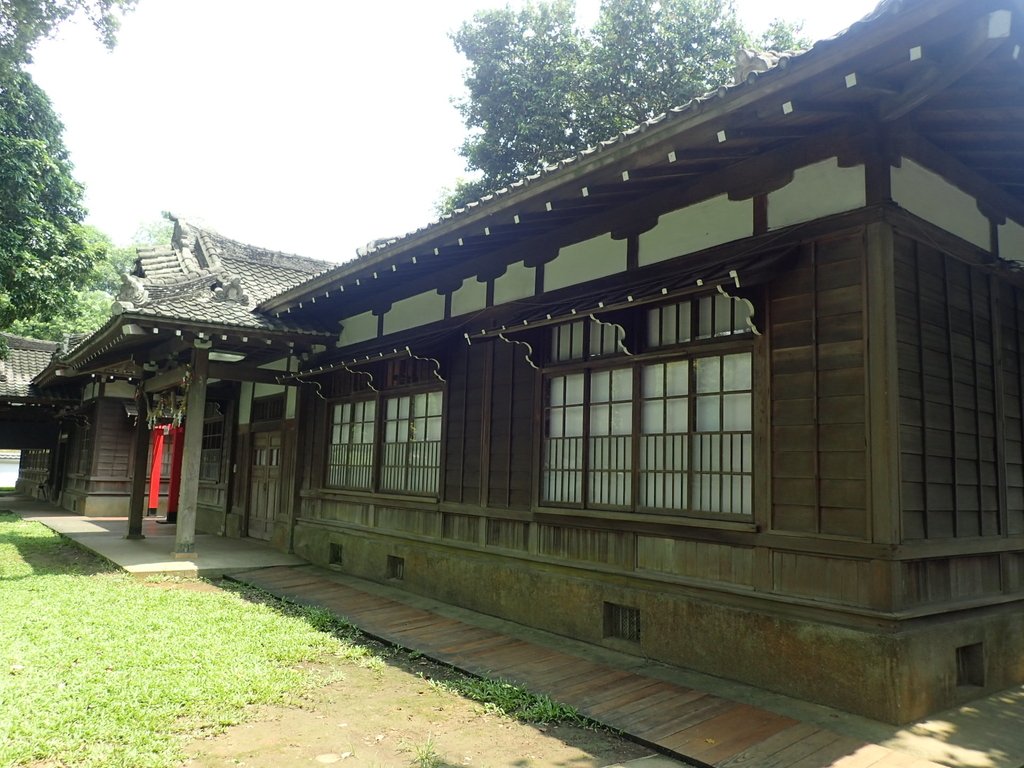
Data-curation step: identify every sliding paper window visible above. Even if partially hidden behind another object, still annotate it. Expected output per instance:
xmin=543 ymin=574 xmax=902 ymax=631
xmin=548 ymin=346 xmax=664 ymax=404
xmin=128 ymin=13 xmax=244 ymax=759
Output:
xmin=327 ymin=399 xmax=376 ymax=490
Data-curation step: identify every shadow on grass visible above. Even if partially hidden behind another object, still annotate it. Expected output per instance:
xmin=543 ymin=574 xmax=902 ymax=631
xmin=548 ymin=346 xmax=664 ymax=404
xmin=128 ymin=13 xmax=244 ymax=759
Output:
xmin=217 ymin=578 xmax=614 ymax=732
xmin=216 ymin=579 xmax=639 ymax=764
xmin=0 ymin=511 xmax=118 ymax=579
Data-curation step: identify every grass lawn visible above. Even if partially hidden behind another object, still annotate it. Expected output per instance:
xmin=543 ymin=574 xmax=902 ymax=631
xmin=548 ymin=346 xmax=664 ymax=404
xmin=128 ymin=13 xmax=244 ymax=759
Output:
xmin=0 ymin=512 xmax=348 ymax=768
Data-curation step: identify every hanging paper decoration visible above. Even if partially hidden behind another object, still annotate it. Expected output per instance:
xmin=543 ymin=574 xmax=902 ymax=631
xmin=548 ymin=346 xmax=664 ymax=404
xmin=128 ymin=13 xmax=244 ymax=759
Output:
xmin=145 ymin=366 xmax=192 ymax=428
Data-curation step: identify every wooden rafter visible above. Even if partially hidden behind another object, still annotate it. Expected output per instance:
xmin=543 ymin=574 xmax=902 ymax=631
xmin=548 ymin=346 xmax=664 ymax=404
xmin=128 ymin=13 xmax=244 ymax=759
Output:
xmin=881 ymin=9 xmax=1014 ymax=121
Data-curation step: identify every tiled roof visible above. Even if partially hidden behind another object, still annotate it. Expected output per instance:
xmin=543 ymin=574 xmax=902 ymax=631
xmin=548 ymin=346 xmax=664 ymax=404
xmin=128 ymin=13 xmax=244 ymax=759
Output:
xmin=0 ymin=334 xmax=60 ymax=399
xmin=111 ymin=217 xmax=333 ymax=333
xmin=260 ymin=0 xmax=916 ymax=308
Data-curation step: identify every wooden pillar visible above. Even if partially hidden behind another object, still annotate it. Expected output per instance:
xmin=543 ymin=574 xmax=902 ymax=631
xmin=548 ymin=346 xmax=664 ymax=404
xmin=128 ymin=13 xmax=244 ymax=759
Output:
xmin=127 ymin=417 xmax=151 ymax=540
xmin=165 ymin=425 xmax=185 ymax=523
xmin=174 ymin=344 xmax=210 ymax=555
xmin=148 ymin=426 xmax=165 ymax=515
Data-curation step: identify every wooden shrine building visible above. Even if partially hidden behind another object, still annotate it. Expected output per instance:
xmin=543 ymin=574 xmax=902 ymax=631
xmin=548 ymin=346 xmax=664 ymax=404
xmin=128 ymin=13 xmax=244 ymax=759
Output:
xmin=12 ymin=0 xmax=1024 ymax=725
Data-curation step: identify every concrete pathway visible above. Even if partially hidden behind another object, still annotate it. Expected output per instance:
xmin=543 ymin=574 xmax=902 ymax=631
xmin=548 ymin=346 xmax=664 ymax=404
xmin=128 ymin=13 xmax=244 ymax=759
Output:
xmin=3 ymin=495 xmax=303 ymax=577
xmin=4 ymin=493 xmax=1021 ymax=768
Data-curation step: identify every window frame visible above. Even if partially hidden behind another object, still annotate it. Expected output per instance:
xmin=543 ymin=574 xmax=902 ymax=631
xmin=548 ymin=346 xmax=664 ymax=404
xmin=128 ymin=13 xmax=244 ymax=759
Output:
xmin=199 ymin=401 xmax=226 ymax=483
xmin=539 ymin=295 xmax=757 ymax=520
xmin=323 ymin=374 xmax=445 ymax=500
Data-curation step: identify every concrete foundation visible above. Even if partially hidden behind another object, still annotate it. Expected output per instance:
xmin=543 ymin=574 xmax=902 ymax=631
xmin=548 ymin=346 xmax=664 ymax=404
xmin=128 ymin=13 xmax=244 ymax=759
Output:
xmin=293 ymin=521 xmax=1024 ymax=724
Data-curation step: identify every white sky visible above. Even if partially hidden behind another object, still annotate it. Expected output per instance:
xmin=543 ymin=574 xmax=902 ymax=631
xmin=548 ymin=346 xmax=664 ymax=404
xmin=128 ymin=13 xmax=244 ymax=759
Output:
xmin=29 ymin=0 xmax=880 ymax=263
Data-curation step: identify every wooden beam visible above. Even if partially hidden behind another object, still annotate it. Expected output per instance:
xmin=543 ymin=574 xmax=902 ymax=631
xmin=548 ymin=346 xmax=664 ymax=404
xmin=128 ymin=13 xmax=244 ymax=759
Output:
xmin=143 ymin=365 xmax=189 ymax=394
xmin=865 ymin=222 xmax=902 ymax=553
xmin=895 ymin=130 xmax=1024 ymax=226
xmin=174 ymin=344 xmax=209 ymax=555
xmin=207 ymin=362 xmax=294 ymax=384
xmin=881 ymin=9 xmax=1013 ymax=122
xmin=126 ymin=416 xmax=150 ymax=540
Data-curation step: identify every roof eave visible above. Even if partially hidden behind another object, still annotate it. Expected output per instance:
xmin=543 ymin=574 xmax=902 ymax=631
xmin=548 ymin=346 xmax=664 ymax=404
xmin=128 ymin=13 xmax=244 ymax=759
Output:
xmin=259 ymin=0 xmax=964 ymax=313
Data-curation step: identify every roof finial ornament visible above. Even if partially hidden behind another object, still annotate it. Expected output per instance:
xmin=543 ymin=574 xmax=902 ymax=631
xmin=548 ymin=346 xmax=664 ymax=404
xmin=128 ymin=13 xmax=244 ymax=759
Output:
xmin=212 ymin=274 xmax=250 ymax=304
xmin=734 ymin=49 xmax=780 ymax=84
xmin=114 ymin=273 xmax=150 ymax=310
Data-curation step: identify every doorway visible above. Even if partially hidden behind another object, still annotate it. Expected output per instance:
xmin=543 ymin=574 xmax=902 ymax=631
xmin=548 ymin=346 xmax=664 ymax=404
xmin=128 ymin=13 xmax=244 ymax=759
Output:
xmin=247 ymin=430 xmax=281 ymax=540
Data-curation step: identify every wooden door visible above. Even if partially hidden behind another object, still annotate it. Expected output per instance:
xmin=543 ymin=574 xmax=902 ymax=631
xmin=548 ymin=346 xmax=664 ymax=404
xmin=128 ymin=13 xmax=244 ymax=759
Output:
xmin=248 ymin=430 xmax=281 ymax=540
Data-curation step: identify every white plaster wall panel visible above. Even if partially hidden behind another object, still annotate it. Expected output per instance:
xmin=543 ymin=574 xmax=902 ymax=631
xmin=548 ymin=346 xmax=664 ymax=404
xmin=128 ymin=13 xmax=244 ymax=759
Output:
xmin=768 ymin=158 xmax=866 ymax=230
xmin=891 ymin=158 xmax=990 ymax=250
xmin=253 ymin=383 xmax=285 ymax=398
xmin=338 ymin=310 xmax=378 ymax=347
xmin=239 ymin=382 xmax=253 ymax=424
xmin=546 ymin=234 xmax=626 ymax=292
xmin=999 ymin=219 xmax=1024 ymax=265
xmin=82 ymin=382 xmax=100 ymax=401
xmin=639 ymin=195 xmax=753 ymax=266
xmin=258 ymin=357 xmax=290 ymax=372
xmin=451 ymin=276 xmax=488 ymax=316
xmin=494 ymin=261 xmax=536 ymax=305
xmin=254 ymin=357 xmax=290 ymax=399
xmin=383 ymin=290 xmax=445 ymax=336
xmin=286 ymin=388 xmax=297 ymax=419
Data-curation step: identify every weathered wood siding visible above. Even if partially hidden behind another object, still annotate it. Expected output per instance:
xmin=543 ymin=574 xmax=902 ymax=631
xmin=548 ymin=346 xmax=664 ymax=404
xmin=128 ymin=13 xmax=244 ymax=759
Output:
xmin=998 ymin=280 xmax=1024 ymax=536
xmin=443 ymin=339 xmax=535 ymax=510
xmin=895 ymin=235 xmax=1003 ymax=540
xmin=444 ymin=342 xmax=485 ymax=504
xmin=769 ymin=231 xmax=869 ymax=539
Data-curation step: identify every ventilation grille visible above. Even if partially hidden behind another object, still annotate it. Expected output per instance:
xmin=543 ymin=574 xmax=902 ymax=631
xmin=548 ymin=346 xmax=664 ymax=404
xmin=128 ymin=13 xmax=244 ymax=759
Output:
xmin=604 ymin=602 xmax=641 ymax=643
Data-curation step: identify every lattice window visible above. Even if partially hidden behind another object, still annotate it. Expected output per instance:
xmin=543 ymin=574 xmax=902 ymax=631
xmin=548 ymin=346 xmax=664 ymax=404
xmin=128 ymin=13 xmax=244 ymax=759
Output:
xmin=691 ymin=353 xmax=753 ymax=515
xmin=541 ymin=295 xmax=754 ymax=517
xmin=73 ymin=424 xmax=92 ymax=476
xmin=380 ymin=391 xmax=442 ymax=495
xmin=199 ymin=402 xmax=224 ymax=482
xmin=640 ymin=360 xmax=689 ymax=510
xmin=326 ymin=399 xmax=376 ymax=490
xmin=251 ymin=395 xmax=284 ymax=423
xmin=647 ymin=294 xmax=751 ymax=348
xmin=550 ymin=319 xmax=623 ymax=363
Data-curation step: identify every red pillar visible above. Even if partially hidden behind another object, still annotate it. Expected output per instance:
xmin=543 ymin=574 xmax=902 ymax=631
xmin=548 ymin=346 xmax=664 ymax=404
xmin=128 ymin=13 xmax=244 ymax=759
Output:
xmin=165 ymin=426 xmax=186 ymax=524
xmin=147 ymin=427 xmax=165 ymax=516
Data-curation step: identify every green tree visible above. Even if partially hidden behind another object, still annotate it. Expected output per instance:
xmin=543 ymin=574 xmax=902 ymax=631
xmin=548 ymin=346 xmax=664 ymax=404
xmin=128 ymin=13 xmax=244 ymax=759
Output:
xmin=8 ymin=219 xmax=171 ymax=341
xmin=753 ymin=18 xmax=810 ymax=52
xmin=586 ymin=0 xmax=745 ymax=137
xmin=451 ymin=0 xmax=590 ymax=192
xmin=445 ymin=0 xmax=808 ymax=212
xmin=0 ymin=0 xmax=137 ymax=356
xmin=0 ymin=69 xmax=97 ymax=338
xmin=1 ymin=0 xmax=136 ymax=65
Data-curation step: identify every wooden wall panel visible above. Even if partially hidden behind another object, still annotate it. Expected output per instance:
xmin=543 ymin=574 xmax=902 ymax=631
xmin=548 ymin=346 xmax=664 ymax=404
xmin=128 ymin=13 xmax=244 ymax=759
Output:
xmin=772 ymin=551 xmax=874 ymax=606
xmin=636 ymin=536 xmax=754 ymax=587
xmin=768 ymin=232 xmax=869 ymax=539
xmin=536 ymin=524 xmax=632 ymax=568
xmin=91 ymin=399 xmax=135 ymax=481
xmin=999 ymin=282 xmax=1024 ymax=535
xmin=895 ymin=235 xmax=1005 ymax=540
xmin=487 ymin=340 xmax=536 ymax=510
xmin=443 ymin=342 xmax=485 ymax=504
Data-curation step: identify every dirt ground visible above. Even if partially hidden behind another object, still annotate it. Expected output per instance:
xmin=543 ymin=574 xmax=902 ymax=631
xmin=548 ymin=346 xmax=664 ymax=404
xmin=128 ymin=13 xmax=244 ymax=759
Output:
xmin=162 ymin=581 xmax=653 ymax=768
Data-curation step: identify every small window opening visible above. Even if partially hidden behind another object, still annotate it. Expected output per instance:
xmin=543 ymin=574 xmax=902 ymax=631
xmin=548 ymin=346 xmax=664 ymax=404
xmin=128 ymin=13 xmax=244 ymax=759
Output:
xmin=956 ymin=643 xmax=984 ymax=687
xmin=328 ymin=542 xmax=343 ymax=567
xmin=387 ymin=555 xmax=405 ymax=581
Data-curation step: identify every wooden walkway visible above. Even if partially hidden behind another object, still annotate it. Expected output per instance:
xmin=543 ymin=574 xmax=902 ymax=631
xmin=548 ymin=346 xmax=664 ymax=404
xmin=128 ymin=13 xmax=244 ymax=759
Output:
xmin=231 ymin=565 xmax=945 ymax=768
